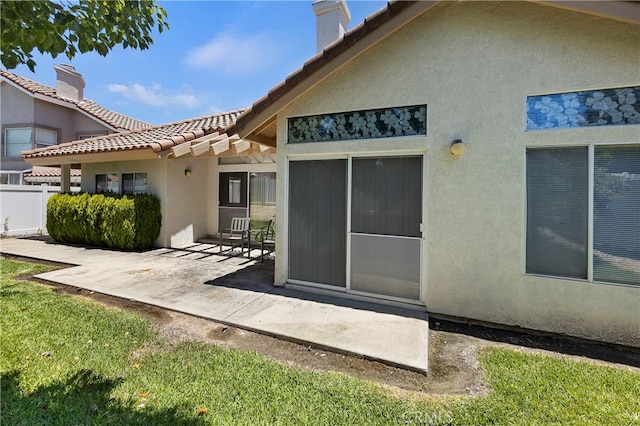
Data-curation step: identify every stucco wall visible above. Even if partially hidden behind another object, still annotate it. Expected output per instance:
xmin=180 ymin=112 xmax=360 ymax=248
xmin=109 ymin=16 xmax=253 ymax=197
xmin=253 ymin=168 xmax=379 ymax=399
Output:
xmin=83 ymin=158 xmax=208 ymax=247
xmin=34 ymin=99 xmax=111 ymax=142
xmin=164 ymin=158 xmax=210 ymax=247
xmin=1 ymin=82 xmax=34 ymax=125
xmin=275 ymin=1 xmax=639 ymax=345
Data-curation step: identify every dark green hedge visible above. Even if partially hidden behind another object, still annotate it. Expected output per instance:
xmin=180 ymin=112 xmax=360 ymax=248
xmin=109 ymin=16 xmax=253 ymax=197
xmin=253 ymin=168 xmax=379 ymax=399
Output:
xmin=47 ymin=193 xmax=161 ymax=250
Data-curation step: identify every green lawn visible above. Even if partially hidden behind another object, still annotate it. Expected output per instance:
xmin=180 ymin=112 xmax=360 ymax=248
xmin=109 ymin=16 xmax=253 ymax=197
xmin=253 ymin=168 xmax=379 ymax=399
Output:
xmin=1 ymin=257 xmax=639 ymax=425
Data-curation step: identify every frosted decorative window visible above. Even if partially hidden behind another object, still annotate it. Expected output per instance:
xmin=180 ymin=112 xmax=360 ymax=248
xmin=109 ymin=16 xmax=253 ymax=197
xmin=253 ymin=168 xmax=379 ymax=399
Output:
xmin=288 ymin=105 xmax=426 ymax=143
xmin=526 ymin=86 xmax=640 ymax=131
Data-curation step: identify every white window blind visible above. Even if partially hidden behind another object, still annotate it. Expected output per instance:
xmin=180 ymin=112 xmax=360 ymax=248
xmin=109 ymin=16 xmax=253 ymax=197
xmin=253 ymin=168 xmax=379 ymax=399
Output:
xmin=35 ymin=128 xmax=56 ymax=147
xmin=526 ymin=145 xmax=639 ymax=286
xmin=526 ymin=148 xmax=588 ymax=279
xmin=593 ymin=145 xmax=640 ymax=285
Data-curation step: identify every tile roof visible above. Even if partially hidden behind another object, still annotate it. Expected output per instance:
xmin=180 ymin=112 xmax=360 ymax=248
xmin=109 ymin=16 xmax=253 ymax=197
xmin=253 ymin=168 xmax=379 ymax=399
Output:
xmin=22 ymin=110 xmax=245 ymax=159
xmin=0 ymin=69 xmax=151 ymax=130
xmin=23 ymin=166 xmax=82 ymax=178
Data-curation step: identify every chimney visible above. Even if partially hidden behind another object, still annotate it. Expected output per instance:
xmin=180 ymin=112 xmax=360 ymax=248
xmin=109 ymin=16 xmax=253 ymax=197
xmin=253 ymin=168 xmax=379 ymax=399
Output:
xmin=312 ymin=0 xmax=351 ymax=53
xmin=54 ymin=64 xmax=85 ymax=102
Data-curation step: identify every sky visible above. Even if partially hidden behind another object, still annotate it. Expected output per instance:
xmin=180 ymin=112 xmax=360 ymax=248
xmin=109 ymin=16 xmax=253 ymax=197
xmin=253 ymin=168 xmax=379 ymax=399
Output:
xmin=10 ymin=0 xmax=387 ymax=126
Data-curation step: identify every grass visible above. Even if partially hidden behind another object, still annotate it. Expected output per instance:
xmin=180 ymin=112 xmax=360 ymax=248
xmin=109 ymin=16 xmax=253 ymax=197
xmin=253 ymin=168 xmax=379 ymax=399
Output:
xmin=1 ymin=258 xmax=639 ymax=425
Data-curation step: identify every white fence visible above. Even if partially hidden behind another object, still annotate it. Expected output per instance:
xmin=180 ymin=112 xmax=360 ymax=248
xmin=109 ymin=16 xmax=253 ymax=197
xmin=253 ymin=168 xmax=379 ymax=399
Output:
xmin=0 ymin=184 xmax=79 ymax=237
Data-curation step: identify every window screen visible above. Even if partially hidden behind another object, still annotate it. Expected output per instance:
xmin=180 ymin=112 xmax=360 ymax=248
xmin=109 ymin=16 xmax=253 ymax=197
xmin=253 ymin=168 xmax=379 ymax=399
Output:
xmin=526 ymin=148 xmax=588 ymax=278
xmin=289 ymin=160 xmax=347 ymax=287
xmin=351 ymin=157 xmax=422 ymax=237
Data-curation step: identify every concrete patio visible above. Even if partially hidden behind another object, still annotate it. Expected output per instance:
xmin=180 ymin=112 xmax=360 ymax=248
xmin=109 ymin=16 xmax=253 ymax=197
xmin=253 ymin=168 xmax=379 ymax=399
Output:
xmin=0 ymin=237 xmax=429 ymax=373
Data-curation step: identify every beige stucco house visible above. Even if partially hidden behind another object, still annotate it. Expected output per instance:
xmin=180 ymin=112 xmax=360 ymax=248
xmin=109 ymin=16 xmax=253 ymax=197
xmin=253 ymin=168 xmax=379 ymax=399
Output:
xmin=228 ymin=0 xmax=640 ymax=347
xmin=22 ymin=0 xmax=639 ymax=347
xmin=1 ymin=65 xmax=150 ymax=184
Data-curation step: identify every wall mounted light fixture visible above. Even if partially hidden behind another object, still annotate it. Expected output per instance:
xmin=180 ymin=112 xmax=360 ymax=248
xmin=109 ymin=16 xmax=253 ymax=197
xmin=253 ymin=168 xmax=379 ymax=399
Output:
xmin=185 ymin=169 xmax=192 ymax=177
xmin=450 ymin=139 xmax=465 ymax=156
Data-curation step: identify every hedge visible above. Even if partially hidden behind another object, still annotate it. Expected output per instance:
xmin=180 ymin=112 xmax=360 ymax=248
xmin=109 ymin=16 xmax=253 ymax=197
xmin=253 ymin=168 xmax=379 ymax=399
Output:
xmin=47 ymin=193 xmax=161 ymax=250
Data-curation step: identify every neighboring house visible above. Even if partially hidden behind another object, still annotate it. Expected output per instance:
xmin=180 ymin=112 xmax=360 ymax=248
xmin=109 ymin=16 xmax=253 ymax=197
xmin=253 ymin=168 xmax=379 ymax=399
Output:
xmin=22 ymin=110 xmax=276 ymax=247
xmin=1 ymin=64 xmax=150 ymax=184
xmin=21 ymin=0 xmax=639 ymax=347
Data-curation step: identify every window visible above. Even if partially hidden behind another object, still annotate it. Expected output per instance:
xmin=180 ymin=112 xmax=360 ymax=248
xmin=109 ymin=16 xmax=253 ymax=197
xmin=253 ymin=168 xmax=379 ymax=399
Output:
xmin=526 ymin=145 xmax=640 ymax=286
xmin=35 ymin=129 xmax=57 ymax=148
xmin=249 ymin=172 xmax=276 ymax=229
xmin=219 ymin=172 xmax=247 ymax=207
xmin=593 ymin=146 xmax=640 ymax=285
xmin=122 ymin=173 xmax=147 ymax=195
xmin=4 ymin=127 xmax=59 ymax=157
xmin=0 ymin=171 xmax=22 ymax=185
xmin=526 ymin=86 xmax=640 ymax=131
xmin=96 ymin=173 xmax=146 ymax=194
xmin=95 ymin=173 xmax=120 ymax=193
xmin=79 ymin=133 xmax=107 ymax=140
xmin=288 ymin=105 xmax=426 ymax=143
xmin=4 ymin=128 xmax=32 ymax=157
xmin=228 ymin=178 xmax=242 ymax=204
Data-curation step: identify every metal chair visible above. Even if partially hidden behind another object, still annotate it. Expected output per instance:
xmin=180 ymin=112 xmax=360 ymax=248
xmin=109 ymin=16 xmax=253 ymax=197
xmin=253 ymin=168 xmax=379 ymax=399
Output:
xmin=256 ymin=220 xmax=275 ymax=262
xmin=219 ymin=217 xmax=251 ymax=257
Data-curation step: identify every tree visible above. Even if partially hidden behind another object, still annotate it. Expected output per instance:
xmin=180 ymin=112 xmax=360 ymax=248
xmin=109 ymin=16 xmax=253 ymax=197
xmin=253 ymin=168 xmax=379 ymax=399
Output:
xmin=1 ymin=0 xmax=169 ymax=72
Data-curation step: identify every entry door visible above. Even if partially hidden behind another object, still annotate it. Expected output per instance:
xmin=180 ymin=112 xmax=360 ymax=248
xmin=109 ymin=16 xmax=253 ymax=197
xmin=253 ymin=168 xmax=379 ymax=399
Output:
xmin=349 ymin=157 xmax=423 ymax=300
xmin=219 ymin=172 xmax=248 ymax=231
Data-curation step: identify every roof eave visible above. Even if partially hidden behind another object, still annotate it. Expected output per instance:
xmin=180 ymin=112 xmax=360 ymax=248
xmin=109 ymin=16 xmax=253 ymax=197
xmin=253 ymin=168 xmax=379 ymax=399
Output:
xmin=23 ymin=147 xmax=161 ymax=167
xmin=536 ymin=1 xmax=640 ymax=26
xmin=229 ymin=0 xmax=437 ymax=144
xmin=230 ymin=0 xmax=639 ymax=145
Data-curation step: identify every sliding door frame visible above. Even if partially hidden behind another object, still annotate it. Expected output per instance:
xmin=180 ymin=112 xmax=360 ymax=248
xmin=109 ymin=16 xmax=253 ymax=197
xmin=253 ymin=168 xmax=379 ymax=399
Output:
xmin=285 ymin=151 xmax=427 ymax=304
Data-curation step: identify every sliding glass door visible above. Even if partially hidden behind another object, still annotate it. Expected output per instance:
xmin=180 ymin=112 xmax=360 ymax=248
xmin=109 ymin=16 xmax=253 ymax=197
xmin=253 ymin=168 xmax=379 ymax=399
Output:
xmin=288 ymin=156 xmax=423 ymax=301
xmin=289 ymin=160 xmax=347 ymax=287
xmin=350 ymin=157 xmax=423 ymax=300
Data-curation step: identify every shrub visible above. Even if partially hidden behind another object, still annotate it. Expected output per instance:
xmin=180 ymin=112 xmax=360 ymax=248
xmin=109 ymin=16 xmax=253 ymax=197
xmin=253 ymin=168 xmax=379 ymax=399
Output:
xmin=47 ymin=193 xmax=161 ymax=250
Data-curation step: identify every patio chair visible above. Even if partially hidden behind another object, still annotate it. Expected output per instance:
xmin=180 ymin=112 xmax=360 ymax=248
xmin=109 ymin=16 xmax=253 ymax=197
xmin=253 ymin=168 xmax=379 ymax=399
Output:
xmin=256 ymin=220 xmax=275 ymax=263
xmin=219 ymin=217 xmax=251 ymax=257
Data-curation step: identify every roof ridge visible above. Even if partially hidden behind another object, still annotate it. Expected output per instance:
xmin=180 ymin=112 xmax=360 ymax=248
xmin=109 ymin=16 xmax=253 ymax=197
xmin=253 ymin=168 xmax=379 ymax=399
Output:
xmin=1 ymin=68 xmax=152 ymax=130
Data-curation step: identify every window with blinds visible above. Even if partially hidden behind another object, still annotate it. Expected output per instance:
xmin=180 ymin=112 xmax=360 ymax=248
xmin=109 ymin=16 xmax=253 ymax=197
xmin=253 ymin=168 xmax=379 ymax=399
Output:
xmin=593 ymin=145 xmax=640 ymax=285
xmin=526 ymin=145 xmax=640 ymax=286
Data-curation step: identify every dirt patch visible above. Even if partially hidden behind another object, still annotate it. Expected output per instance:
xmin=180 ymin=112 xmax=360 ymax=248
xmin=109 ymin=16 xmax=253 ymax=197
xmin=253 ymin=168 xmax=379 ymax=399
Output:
xmin=8 ymin=255 xmax=640 ymax=396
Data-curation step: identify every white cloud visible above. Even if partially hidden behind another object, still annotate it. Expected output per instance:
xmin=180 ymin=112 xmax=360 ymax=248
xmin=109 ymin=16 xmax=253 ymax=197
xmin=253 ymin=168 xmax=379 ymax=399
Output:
xmin=107 ymin=83 xmax=201 ymax=109
xmin=184 ymin=32 xmax=284 ymax=76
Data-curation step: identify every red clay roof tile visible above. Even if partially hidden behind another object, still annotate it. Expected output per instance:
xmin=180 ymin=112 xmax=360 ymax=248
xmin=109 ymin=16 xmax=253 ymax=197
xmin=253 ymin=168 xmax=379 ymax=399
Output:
xmin=22 ymin=110 xmax=245 ymax=159
xmin=1 ymin=69 xmax=151 ymax=130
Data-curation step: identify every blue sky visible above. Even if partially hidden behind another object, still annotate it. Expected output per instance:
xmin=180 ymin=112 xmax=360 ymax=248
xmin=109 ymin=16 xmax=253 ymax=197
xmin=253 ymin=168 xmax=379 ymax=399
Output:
xmin=11 ymin=1 xmax=387 ymax=126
